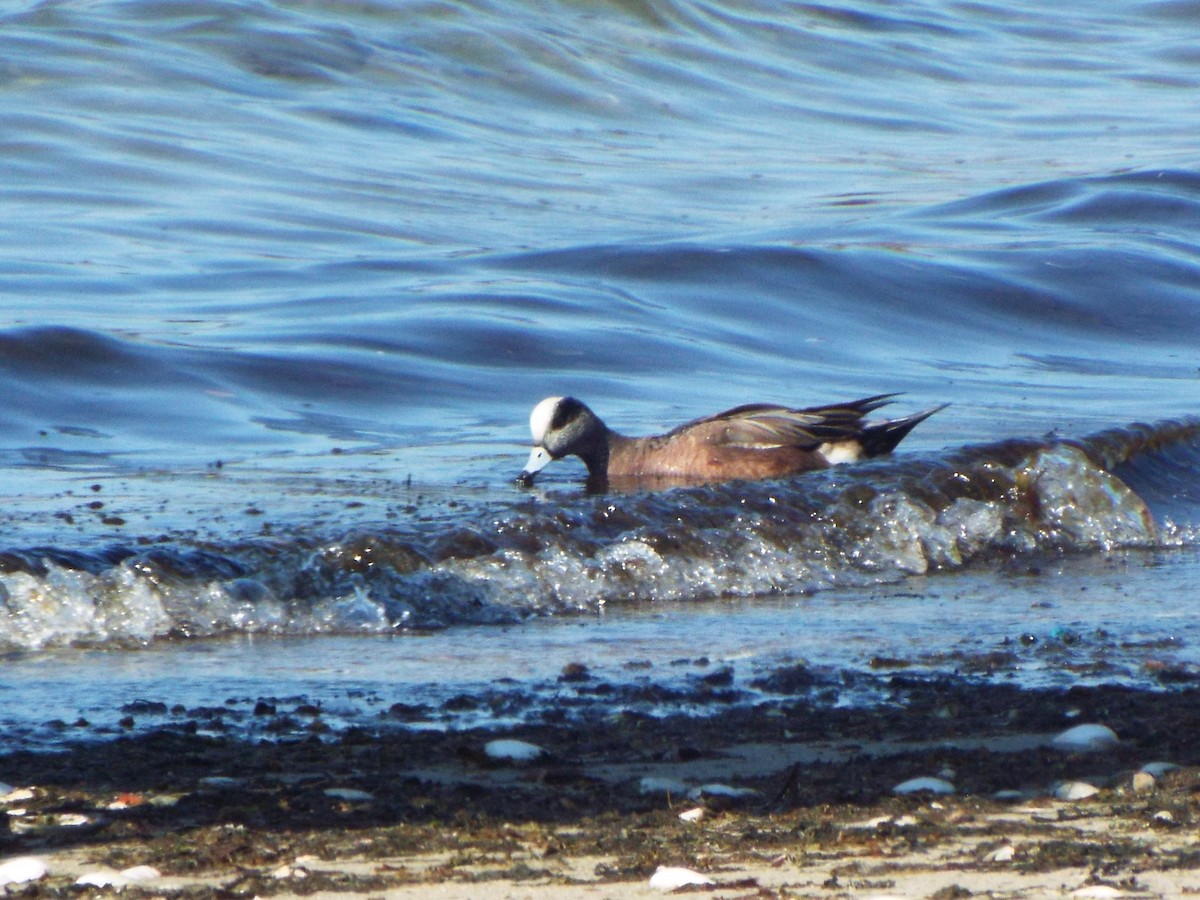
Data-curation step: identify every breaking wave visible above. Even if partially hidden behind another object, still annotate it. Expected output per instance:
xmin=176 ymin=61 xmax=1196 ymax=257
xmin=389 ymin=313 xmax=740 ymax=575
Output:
xmin=1 ymin=418 xmax=1197 ymax=650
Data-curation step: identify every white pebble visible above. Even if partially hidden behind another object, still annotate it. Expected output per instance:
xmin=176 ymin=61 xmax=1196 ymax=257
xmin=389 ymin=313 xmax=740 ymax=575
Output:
xmin=1070 ymin=886 xmax=1128 ymax=898
xmin=0 ymin=856 xmax=47 ymax=886
xmin=893 ymin=776 xmax=955 ymax=795
xmin=1153 ymin=810 xmax=1174 ymax=823
xmin=1054 ymin=780 xmax=1101 ymax=801
xmin=75 ymin=865 xmax=160 ymax=889
xmin=1050 ymin=723 xmax=1118 ymax=753
xmin=54 ymin=812 xmax=91 ymax=827
xmin=638 ymin=776 xmax=688 ymax=796
xmin=987 ymin=844 xmax=1016 ymax=862
xmin=119 ymin=866 xmax=160 ymax=882
xmin=483 ymin=739 xmax=544 ymax=762
xmin=847 ymin=814 xmax=893 ymax=829
xmin=648 ymin=865 xmax=713 ymax=890
xmin=76 ymin=871 xmax=123 ymax=888
xmin=677 ymin=806 xmax=706 ymax=823
xmin=324 ymin=788 xmax=374 ymax=802
xmin=0 ymin=788 xmax=34 ymax=805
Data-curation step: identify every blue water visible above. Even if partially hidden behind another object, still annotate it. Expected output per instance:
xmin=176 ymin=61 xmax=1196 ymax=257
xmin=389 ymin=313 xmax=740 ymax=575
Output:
xmin=0 ymin=1 xmax=1199 ymax=734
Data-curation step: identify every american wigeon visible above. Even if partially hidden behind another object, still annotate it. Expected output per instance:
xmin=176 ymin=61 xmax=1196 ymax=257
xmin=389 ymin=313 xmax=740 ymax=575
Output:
xmin=517 ymin=393 xmax=945 ymax=490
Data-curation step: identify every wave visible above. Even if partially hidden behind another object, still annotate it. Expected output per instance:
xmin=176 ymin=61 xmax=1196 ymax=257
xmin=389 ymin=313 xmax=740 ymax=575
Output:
xmin=1 ymin=417 xmax=1196 ymax=651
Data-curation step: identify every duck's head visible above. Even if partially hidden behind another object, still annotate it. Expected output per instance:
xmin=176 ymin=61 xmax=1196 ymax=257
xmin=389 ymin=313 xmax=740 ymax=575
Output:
xmin=517 ymin=396 xmax=608 ymax=486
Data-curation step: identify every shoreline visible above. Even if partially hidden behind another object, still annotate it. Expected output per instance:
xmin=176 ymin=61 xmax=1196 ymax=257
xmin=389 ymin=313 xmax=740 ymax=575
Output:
xmin=1 ymin=676 xmax=1198 ymax=898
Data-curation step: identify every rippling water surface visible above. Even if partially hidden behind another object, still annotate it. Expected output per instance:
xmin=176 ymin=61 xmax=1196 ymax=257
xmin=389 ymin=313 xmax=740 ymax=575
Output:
xmin=1 ymin=0 xmax=1199 ymax=732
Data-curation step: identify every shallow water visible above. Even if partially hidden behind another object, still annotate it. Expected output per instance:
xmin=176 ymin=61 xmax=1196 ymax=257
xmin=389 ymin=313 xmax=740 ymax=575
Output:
xmin=1 ymin=1 xmax=1199 ymax=734
xmin=3 ymin=545 xmax=1197 ymax=751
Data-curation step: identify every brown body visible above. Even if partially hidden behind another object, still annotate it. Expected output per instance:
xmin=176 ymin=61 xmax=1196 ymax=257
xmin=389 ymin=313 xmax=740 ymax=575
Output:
xmin=519 ymin=394 xmax=945 ymax=491
xmin=605 ymin=427 xmax=842 ymax=481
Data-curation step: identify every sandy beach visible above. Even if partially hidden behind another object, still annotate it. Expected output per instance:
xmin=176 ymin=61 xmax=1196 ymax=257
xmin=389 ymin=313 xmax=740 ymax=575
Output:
xmin=1 ymin=672 xmax=1198 ymax=899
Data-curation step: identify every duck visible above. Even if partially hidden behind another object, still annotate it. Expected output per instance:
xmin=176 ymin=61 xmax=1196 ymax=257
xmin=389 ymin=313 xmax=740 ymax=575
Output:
xmin=517 ymin=393 xmax=945 ymax=490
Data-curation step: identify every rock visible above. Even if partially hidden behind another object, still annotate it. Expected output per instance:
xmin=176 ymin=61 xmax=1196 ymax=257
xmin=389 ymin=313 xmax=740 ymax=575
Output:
xmin=0 ymin=787 xmax=35 ymax=805
xmin=893 ymin=776 xmax=955 ymax=795
xmin=119 ymin=866 xmax=160 ymax=882
xmin=483 ymin=739 xmax=545 ymax=762
xmin=1130 ymin=771 xmax=1155 ymax=793
xmin=677 ymin=806 xmax=706 ymax=823
xmin=76 ymin=866 xmax=160 ymax=889
xmin=987 ymin=844 xmax=1016 ymax=862
xmin=0 ymin=857 xmax=47 ymax=886
xmin=648 ymin=866 xmax=713 ymax=890
xmin=1054 ymin=780 xmax=1100 ymax=800
xmin=76 ymin=871 xmax=123 ymax=888
xmin=1050 ymin=723 xmax=1118 ymax=753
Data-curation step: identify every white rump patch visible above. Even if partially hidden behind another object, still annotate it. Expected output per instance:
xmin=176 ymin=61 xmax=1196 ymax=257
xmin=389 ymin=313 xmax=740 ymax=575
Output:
xmin=529 ymin=396 xmax=564 ymax=442
xmin=818 ymin=441 xmax=862 ymax=465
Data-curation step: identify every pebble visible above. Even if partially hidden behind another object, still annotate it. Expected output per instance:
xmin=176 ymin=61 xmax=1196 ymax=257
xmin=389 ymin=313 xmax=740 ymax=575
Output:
xmin=75 ymin=865 xmax=161 ymax=888
xmin=1054 ymin=780 xmax=1101 ymax=801
xmin=987 ymin=844 xmax=1016 ymax=862
xmin=119 ymin=865 xmax=160 ymax=882
xmin=0 ymin=787 xmax=35 ymax=805
xmin=483 ymin=739 xmax=545 ymax=762
xmin=677 ymin=806 xmax=706 ymax=823
xmin=848 ymin=814 xmax=918 ymax=829
xmin=893 ymin=776 xmax=955 ymax=795
xmin=1130 ymin=771 xmax=1155 ymax=793
xmin=1050 ymin=723 xmax=1119 ymax=752
xmin=10 ymin=811 xmax=91 ymax=834
xmin=0 ymin=857 xmax=47 ymax=886
xmin=648 ymin=866 xmax=713 ymax=890
xmin=270 ymin=864 xmax=310 ymax=880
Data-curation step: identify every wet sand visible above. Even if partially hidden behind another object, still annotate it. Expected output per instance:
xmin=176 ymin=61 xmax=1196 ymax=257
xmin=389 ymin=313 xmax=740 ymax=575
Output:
xmin=1 ymin=673 xmax=1199 ymax=899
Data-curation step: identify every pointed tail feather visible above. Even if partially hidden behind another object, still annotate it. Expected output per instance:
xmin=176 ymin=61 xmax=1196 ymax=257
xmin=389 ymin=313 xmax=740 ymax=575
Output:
xmin=859 ymin=404 xmax=948 ymax=458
